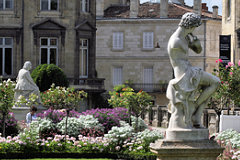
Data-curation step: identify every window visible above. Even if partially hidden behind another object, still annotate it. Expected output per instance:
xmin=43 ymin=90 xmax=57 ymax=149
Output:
xmin=143 ymin=32 xmax=154 ymax=49
xmin=40 ymin=38 xmax=58 ymax=65
xmin=0 ymin=0 xmax=13 ymax=10
xmin=0 ymin=37 xmax=13 ymax=75
xmin=79 ymin=39 xmax=88 ymax=78
xmin=143 ymin=67 xmax=153 ymax=91
xmin=113 ymin=32 xmax=123 ymax=50
xmin=113 ymin=67 xmax=122 ymax=86
xmin=41 ymin=0 xmax=58 ymax=11
xmin=227 ymin=0 xmax=231 ymax=17
xmin=80 ymin=0 xmax=89 ymax=12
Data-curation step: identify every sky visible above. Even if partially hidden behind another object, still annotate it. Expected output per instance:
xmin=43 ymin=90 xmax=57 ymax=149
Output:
xmin=140 ymin=0 xmax=222 ymax=15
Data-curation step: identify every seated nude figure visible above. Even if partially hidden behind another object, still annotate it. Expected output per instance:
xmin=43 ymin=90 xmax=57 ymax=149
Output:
xmin=14 ymin=61 xmax=41 ymax=104
xmin=167 ymin=12 xmax=220 ymax=129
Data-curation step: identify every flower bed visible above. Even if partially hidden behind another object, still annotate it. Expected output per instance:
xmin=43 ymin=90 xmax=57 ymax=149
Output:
xmin=215 ymin=129 xmax=240 ymax=160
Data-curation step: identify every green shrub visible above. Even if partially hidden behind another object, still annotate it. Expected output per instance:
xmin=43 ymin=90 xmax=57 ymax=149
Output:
xmin=31 ymin=64 xmax=69 ymax=92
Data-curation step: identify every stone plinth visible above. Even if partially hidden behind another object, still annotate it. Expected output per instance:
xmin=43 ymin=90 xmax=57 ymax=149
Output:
xmin=166 ymin=128 xmax=209 ymax=141
xmin=150 ymin=129 xmax=224 ymax=160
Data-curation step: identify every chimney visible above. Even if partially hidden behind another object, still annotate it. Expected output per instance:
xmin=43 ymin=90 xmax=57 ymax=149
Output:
xmin=212 ymin=5 xmax=218 ymax=18
xmin=160 ymin=0 xmax=168 ymax=18
xmin=130 ymin=0 xmax=139 ymax=18
xmin=96 ymin=0 xmax=105 ymax=17
xmin=193 ymin=0 xmax=202 ymax=15
xmin=202 ymin=3 xmax=208 ymax=11
xmin=178 ymin=0 xmax=185 ymax=5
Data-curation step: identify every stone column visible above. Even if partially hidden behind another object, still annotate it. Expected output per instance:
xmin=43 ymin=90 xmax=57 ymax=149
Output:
xmin=212 ymin=5 xmax=219 ymax=18
xmin=160 ymin=0 xmax=168 ymax=18
xmin=193 ymin=0 xmax=202 ymax=15
xmin=130 ymin=0 xmax=139 ymax=18
xmin=96 ymin=0 xmax=104 ymax=17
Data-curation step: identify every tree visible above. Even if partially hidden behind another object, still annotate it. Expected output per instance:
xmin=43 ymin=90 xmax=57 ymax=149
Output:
xmin=108 ymin=85 xmax=153 ymax=132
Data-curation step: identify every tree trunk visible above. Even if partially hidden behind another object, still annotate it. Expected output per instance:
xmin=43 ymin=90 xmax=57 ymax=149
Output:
xmin=2 ymin=113 xmax=6 ymax=137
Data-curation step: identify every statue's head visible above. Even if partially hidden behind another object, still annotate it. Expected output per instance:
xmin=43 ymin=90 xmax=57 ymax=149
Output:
xmin=23 ymin=61 xmax=32 ymax=70
xmin=179 ymin=12 xmax=202 ymax=29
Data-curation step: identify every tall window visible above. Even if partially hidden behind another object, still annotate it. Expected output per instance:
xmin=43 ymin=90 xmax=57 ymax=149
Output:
xmin=0 ymin=0 xmax=14 ymax=10
xmin=227 ymin=0 xmax=231 ymax=17
xmin=0 ymin=37 xmax=13 ymax=75
xmin=40 ymin=38 xmax=58 ymax=65
xmin=143 ymin=32 xmax=154 ymax=49
xmin=113 ymin=32 xmax=123 ymax=50
xmin=143 ymin=67 xmax=153 ymax=91
xmin=81 ymin=0 xmax=89 ymax=12
xmin=79 ymin=39 xmax=88 ymax=78
xmin=41 ymin=0 xmax=58 ymax=11
xmin=113 ymin=67 xmax=122 ymax=86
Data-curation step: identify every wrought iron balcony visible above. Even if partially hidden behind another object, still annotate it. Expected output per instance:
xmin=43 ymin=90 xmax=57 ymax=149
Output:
xmin=69 ymin=78 xmax=105 ymax=93
xmin=125 ymin=83 xmax=168 ymax=93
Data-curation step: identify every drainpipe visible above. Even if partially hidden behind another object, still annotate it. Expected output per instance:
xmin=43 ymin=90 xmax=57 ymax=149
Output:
xmin=21 ymin=0 xmax=24 ymax=67
xmin=203 ymin=21 xmax=206 ymax=71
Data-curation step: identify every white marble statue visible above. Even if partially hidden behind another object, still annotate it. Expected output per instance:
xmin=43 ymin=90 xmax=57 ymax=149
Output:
xmin=167 ymin=12 xmax=220 ymax=129
xmin=14 ymin=61 xmax=41 ymax=104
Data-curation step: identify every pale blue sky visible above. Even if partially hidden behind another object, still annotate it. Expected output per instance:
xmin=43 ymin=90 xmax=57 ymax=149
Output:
xmin=140 ymin=0 xmax=222 ymax=15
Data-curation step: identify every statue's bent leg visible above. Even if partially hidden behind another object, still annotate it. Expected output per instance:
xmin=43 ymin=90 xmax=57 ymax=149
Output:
xmin=196 ymin=72 xmax=220 ymax=106
xmin=193 ymin=72 xmax=220 ymax=128
xmin=168 ymin=102 xmax=187 ymax=129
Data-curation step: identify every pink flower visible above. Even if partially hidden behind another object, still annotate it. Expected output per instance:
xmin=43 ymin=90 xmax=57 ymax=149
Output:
xmin=226 ymin=65 xmax=229 ymax=69
xmin=228 ymin=62 xmax=234 ymax=67
xmin=215 ymin=60 xmax=218 ymax=63
xmin=218 ymin=59 xmax=223 ymax=63
xmin=230 ymin=72 xmax=233 ymax=75
xmin=238 ymin=60 xmax=240 ymax=66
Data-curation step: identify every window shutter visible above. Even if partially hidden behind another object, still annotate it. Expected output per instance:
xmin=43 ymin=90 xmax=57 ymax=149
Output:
xmin=143 ymin=32 xmax=154 ymax=49
xmin=113 ymin=67 xmax=122 ymax=86
xmin=113 ymin=32 xmax=123 ymax=50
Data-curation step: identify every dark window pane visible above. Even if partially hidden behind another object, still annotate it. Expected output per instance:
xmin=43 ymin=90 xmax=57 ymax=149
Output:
xmin=5 ymin=0 xmax=13 ymax=9
xmin=0 ymin=0 xmax=3 ymax=10
xmin=0 ymin=48 xmax=2 ymax=75
xmin=41 ymin=38 xmax=48 ymax=45
xmin=41 ymin=48 xmax=48 ymax=64
xmin=50 ymin=48 xmax=56 ymax=64
xmin=5 ymin=38 xmax=12 ymax=45
xmin=85 ymin=0 xmax=89 ymax=12
xmin=0 ymin=38 xmax=3 ymax=45
xmin=41 ymin=0 xmax=48 ymax=10
xmin=51 ymin=0 xmax=58 ymax=10
xmin=50 ymin=39 xmax=57 ymax=45
xmin=5 ymin=48 xmax=12 ymax=75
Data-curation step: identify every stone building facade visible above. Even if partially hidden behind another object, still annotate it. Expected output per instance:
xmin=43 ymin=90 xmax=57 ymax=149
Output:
xmin=0 ymin=0 xmax=104 ymax=109
xmin=96 ymin=0 xmax=222 ymax=106
xmin=222 ymin=0 xmax=240 ymax=63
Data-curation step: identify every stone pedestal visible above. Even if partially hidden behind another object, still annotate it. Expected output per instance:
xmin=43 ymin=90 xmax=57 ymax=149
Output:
xmin=150 ymin=129 xmax=224 ymax=160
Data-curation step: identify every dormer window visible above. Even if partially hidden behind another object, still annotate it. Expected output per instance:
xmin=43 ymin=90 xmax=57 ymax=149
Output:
xmin=41 ymin=0 xmax=58 ymax=11
xmin=0 ymin=0 xmax=14 ymax=10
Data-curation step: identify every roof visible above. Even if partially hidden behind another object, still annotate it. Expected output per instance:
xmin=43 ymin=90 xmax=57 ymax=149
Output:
xmin=104 ymin=2 xmax=222 ymax=19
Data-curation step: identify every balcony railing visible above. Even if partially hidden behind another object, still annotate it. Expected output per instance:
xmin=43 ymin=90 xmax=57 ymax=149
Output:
xmin=125 ymin=83 xmax=168 ymax=93
xmin=68 ymin=78 xmax=105 ymax=93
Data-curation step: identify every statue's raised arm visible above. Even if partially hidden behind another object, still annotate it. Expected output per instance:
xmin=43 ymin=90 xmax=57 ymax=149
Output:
xmin=167 ymin=12 xmax=220 ymax=129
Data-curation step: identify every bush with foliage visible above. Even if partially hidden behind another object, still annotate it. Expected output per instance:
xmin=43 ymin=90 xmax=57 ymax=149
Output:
xmin=81 ymin=107 xmax=130 ymax=133
xmin=37 ymin=109 xmax=81 ymax=123
xmin=0 ymin=79 xmax=16 ymax=137
xmin=56 ymin=115 xmax=104 ymax=137
xmin=215 ymin=129 xmax=240 ymax=160
xmin=31 ymin=64 xmax=69 ymax=92
xmin=40 ymin=84 xmax=87 ymax=109
xmin=108 ymin=85 xmax=153 ymax=132
xmin=0 ymin=112 xmax=18 ymax=137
